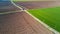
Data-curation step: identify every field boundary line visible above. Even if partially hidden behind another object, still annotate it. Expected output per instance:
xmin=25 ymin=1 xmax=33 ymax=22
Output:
xmin=0 ymin=10 xmax=23 ymax=15
xmin=25 ymin=10 xmax=60 ymax=34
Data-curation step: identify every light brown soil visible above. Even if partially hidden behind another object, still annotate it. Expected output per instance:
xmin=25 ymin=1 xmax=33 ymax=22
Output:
xmin=0 ymin=1 xmax=60 ymax=11
xmin=16 ymin=1 xmax=60 ymax=9
xmin=0 ymin=11 xmax=53 ymax=34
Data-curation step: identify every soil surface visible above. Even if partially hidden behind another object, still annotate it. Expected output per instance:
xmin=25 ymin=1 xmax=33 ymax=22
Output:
xmin=0 ymin=11 xmax=53 ymax=34
xmin=0 ymin=1 xmax=60 ymax=11
xmin=16 ymin=1 xmax=60 ymax=9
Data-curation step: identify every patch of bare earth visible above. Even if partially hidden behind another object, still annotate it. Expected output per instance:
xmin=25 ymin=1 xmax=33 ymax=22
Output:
xmin=0 ymin=11 xmax=53 ymax=34
xmin=16 ymin=1 xmax=60 ymax=9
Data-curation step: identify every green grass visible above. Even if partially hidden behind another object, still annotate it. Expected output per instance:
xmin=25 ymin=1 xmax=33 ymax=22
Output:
xmin=28 ymin=7 xmax=60 ymax=32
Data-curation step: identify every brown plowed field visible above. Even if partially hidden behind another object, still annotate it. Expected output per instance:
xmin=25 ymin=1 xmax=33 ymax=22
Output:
xmin=0 ymin=11 xmax=53 ymax=34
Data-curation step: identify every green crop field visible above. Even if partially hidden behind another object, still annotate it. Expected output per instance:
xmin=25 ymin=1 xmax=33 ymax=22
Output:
xmin=28 ymin=7 xmax=60 ymax=32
